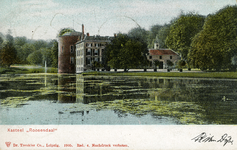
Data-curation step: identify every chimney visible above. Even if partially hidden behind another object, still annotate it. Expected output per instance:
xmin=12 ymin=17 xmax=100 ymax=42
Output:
xmin=82 ymin=24 xmax=84 ymax=40
xmin=114 ymin=33 xmax=117 ymax=37
xmin=87 ymin=33 xmax=90 ymax=36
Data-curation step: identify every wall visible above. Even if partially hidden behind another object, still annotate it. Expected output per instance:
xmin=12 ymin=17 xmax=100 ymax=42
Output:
xmin=58 ymin=35 xmax=80 ymax=73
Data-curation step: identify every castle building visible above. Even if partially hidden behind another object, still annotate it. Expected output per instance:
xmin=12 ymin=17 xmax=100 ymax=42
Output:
xmin=58 ymin=24 xmax=113 ymax=73
xmin=75 ymin=34 xmax=113 ymax=73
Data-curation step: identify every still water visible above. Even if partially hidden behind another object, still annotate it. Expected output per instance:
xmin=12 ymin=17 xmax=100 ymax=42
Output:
xmin=0 ymin=74 xmax=237 ymax=125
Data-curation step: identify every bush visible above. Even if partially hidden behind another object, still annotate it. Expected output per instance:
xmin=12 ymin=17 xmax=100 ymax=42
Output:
xmin=177 ymin=60 xmax=186 ymax=69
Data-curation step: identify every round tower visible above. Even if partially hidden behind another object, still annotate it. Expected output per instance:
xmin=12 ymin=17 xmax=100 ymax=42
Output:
xmin=58 ymin=32 xmax=82 ymax=73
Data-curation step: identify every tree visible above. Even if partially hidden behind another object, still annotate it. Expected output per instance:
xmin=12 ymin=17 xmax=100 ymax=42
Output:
xmin=177 ymin=60 xmax=186 ymax=69
xmin=153 ymin=60 xmax=160 ymax=68
xmin=166 ymin=13 xmax=205 ymax=60
xmin=104 ymin=34 xmax=148 ymax=70
xmin=6 ymin=30 xmax=14 ymax=45
xmin=156 ymin=24 xmax=171 ymax=48
xmin=19 ymin=43 xmax=36 ymax=63
xmin=128 ymin=27 xmax=149 ymax=44
xmin=189 ymin=5 xmax=237 ymax=71
xmin=14 ymin=36 xmax=27 ymax=47
xmin=41 ymin=48 xmax=52 ymax=66
xmin=32 ymin=40 xmax=48 ymax=50
xmin=50 ymin=40 xmax=58 ymax=68
xmin=26 ymin=50 xmax=42 ymax=65
xmin=147 ymin=25 xmax=163 ymax=48
xmin=0 ymin=41 xmax=17 ymax=67
xmin=0 ymin=36 xmax=3 ymax=47
xmin=167 ymin=60 xmax=174 ymax=68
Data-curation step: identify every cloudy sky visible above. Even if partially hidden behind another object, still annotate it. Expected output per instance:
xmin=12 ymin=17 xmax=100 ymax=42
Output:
xmin=0 ymin=0 xmax=236 ymax=40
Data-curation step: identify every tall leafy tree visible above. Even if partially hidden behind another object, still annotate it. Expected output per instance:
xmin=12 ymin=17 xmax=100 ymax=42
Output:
xmin=166 ymin=13 xmax=205 ymax=60
xmin=26 ymin=50 xmax=42 ymax=65
xmin=50 ymin=40 xmax=58 ymax=68
xmin=20 ymin=43 xmax=36 ymax=63
xmin=147 ymin=25 xmax=163 ymax=48
xmin=104 ymin=34 xmax=148 ymax=70
xmin=156 ymin=24 xmax=171 ymax=48
xmin=41 ymin=48 xmax=52 ymax=66
xmin=189 ymin=5 xmax=237 ymax=70
xmin=128 ymin=27 xmax=149 ymax=44
xmin=0 ymin=41 xmax=17 ymax=67
xmin=32 ymin=40 xmax=48 ymax=50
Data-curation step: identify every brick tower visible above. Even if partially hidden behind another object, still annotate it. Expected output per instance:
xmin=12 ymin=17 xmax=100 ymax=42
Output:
xmin=58 ymin=32 xmax=83 ymax=73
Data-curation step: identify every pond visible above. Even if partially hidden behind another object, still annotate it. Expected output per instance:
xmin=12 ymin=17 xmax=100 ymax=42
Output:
xmin=0 ymin=74 xmax=237 ymax=125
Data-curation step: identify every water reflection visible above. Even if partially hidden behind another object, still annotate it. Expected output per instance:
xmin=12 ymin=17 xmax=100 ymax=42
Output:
xmin=0 ymin=74 xmax=237 ymax=124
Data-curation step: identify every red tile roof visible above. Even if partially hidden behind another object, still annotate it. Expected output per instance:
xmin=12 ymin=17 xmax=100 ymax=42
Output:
xmin=149 ymin=49 xmax=178 ymax=56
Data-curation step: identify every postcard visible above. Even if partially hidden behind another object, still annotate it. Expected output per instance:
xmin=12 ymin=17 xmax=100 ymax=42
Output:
xmin=0 ymin=0 xmax=237 ymax=149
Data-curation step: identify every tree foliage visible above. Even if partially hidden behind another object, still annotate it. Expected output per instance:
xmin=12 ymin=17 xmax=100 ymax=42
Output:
xmin=50 ymin=40 xmax=58 ymax=68
xmin=189 ymin=5 xmax=237 ymax=70
xmin=128 ymin=27 xmax=149 ymax=43
xmin=58 ymin=28 xmax=75 ymax=37
xmin=147 ymin=25 xmax=163 ymax=48
xmin=18 ymin=43 xmax=36 ymax=63
xmin=0 ymin=42 xmax=18 ymax=67
xmin=104 ymin=34 xmax=148 ymax=69
xmin=156 ymin=24 xmax=171 ymax=48
xmin=26 ymin=50 xmax=43 ymax=65
xmin=166 ymin=13 xmax=205 ymax=60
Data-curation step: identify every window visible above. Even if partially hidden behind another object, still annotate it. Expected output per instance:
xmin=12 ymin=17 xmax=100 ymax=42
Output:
xmin=70 ymin=45 xmax=74 ymax=53
xmin=86 ymin=57 xmax=91 ymax=65
xmin=70 ymin=57 xmax=74 ymax=64
xmin=170 ymin=56 xmax=172 ymax=59
xmin=86 ymin=49 xmax=91 ymax=55
xmin=95 ymin=57 xmax=99 ymax=62
xmin=61 ymin=46 xmax=64 ymax=52
xmin=94 ymin=49 xmax=98 ymax=55
xmin=160 ymin=56 xmax=162 ymax=59
xmin=149 ymin=56 xmax=152 ymax=59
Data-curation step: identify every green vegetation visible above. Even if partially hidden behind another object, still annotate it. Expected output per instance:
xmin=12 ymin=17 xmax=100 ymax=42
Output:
xmin=0 ymin=66 xmax=58 ymax=74
xmin=82 ymin=71 xmax=237 ymax=79
xmin=189 ymin=5 xmax=237 ymax=71
xmin=104 ymin=34 xmax=148 ymax=70
xmin=58 ymin=28 xmax=75 ymax=36
xmin=0 ymin=30 xmax=58 ymax=68
xmin=166 ymin=13 xmax=205 ymax=60
xmin=89 ymin=99 xmax=206 ymax=124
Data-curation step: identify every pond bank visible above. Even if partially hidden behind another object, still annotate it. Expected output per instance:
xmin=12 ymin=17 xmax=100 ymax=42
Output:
xmin=82 ymin=71 xmax=237 ymax=79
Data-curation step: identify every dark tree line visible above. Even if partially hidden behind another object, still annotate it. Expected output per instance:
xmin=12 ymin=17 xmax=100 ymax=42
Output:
xmin=0 ymin=31 xmax=58 ymax=68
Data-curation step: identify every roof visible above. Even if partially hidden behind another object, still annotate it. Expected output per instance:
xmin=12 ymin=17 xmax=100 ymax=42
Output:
xmin=84 ymin=35 xmax=113 ymax=41
xmin=149 ymin=49 xmax=179 ymax=56
xmin=76 ymin=35 xmax=113 ymax=44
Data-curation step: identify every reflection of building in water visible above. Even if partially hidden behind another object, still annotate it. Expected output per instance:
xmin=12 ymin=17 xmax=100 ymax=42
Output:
xmin=76 ymin=76 xmax=177 ymax=104
xmin=58 ymin=75 xmax=76 ymax=103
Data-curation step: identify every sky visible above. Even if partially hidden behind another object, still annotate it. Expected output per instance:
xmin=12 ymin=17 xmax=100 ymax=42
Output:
xmin=0 ymin=0 xmax=236 ymax=40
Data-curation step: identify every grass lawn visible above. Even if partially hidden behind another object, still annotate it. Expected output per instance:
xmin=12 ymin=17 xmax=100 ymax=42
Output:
xmin=82 ymin=71 xmax=237 ymax=79
xmin=0 ymin=65 xmax=58 ymax=74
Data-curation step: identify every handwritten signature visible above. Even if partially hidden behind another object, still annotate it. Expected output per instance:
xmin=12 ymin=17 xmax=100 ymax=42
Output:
xmin=192 ymin=132 xmax=234 ymax=146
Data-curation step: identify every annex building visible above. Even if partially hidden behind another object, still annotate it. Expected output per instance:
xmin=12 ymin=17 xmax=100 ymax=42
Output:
xmin=147 ymin=43 xmax=181 ymax=69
